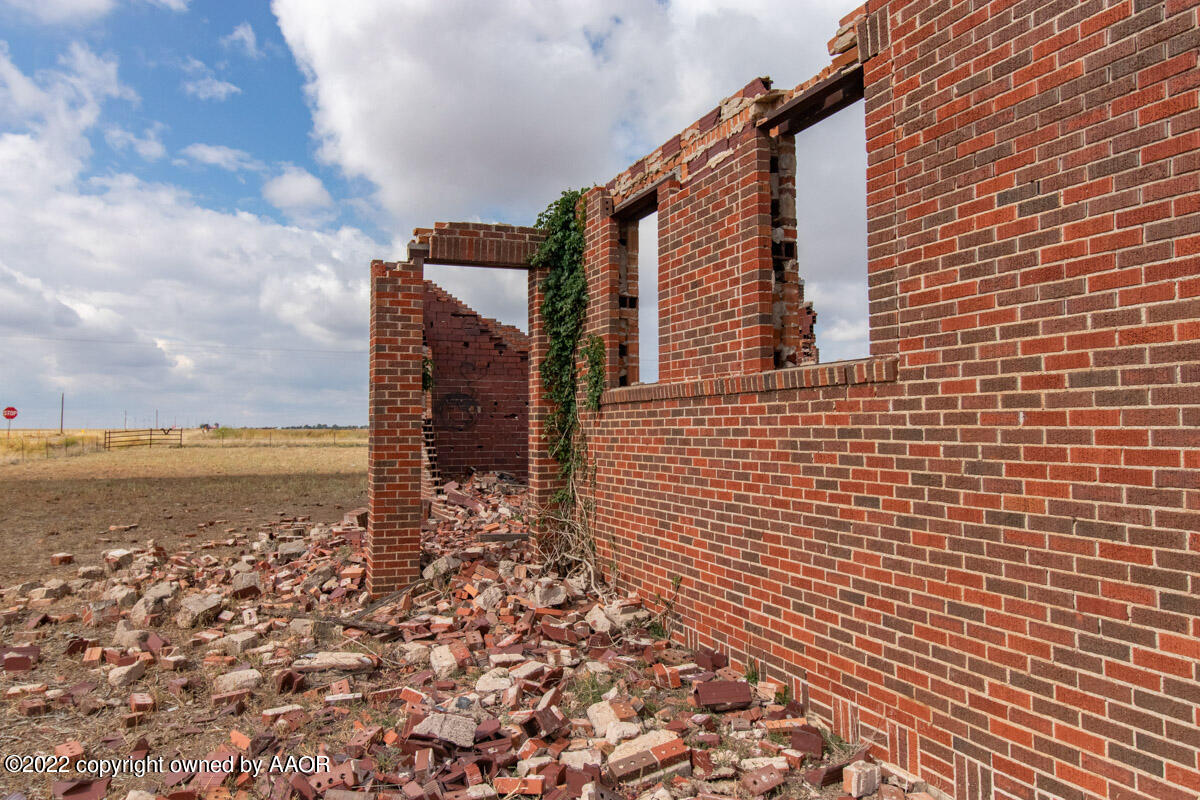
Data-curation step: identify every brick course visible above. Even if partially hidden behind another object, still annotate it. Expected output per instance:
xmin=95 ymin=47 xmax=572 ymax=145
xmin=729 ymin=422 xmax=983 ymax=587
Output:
xmin=553 ymin=2 xmax=1200 ymax=799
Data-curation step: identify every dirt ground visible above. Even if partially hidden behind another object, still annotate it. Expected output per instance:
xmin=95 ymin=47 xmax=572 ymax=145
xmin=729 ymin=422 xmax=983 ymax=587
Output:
xmin=0 ymin=445 xmax=366 ymax=585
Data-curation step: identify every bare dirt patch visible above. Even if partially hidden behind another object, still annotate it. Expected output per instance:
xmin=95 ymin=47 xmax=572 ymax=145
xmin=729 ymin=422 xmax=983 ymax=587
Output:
xmin=0 ymin=446 xmax=366 ymax=584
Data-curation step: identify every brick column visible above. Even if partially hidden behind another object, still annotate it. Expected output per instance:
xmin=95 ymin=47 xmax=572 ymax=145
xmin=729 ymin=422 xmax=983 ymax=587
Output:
xmin=526 ymin=264 xmax=559 ymax=513
xmin=367 ymin=258 xmax=423 ymax=595
xmin=583 ymin=188 xmax=621 ymax=387
xmin=736 ymin=127 xmax=777 ymax=375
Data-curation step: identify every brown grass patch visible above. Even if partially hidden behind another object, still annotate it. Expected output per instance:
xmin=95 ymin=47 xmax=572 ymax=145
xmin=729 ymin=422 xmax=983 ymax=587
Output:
xmin=0 ymin=445 xmax=366 ymax=584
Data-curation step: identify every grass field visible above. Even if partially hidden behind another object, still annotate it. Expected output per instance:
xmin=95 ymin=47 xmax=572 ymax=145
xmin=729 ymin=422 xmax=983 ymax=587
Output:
xmin=0 ymin=426 xmax=368 ymax=463
xmin=0 ymin=436 xmax=367 ymax=584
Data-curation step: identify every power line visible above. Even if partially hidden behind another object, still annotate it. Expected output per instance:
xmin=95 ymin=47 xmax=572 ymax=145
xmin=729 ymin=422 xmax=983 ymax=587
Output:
xmin=0 ymin=333 xmax=367 ymax=356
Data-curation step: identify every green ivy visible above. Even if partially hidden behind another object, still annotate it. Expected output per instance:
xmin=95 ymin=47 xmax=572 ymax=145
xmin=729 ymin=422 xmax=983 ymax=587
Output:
xmin=583 ymin=335 xmax=606 ymax=412
xmin=531 ymin=189 xmax=587 ymax=501
xmin=422 ymin=355 xmax=435 ymax=392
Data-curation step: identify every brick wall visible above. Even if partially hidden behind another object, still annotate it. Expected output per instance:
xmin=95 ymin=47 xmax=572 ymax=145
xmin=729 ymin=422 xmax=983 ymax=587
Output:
xmin=371 ymin=224 xmax=543 ymax=587
xmin=568 ymin=2 xmax=1200 ymax=799
xmin=424 ymin=280 xmax=529 ymax=482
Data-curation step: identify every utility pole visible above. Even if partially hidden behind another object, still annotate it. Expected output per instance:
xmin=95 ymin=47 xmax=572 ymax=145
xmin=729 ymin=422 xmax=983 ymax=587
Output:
xmin=124 ymin=410 xmax=127 ymax=430
xmin=155 ymin=409 xmax=158 ymax=429
xmin=59 ymin=393 xmax=64 ymax=434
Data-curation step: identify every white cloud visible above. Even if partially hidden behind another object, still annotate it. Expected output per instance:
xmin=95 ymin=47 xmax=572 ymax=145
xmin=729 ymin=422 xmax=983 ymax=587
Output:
xmin=272 ymin=0 xmax=867 ymax=356
xmin=273 ymin=0 xmax=854 ymax=225
xmin=180 ymin=142 xmax=262 ymax=172
xmin=262 ymin=164 xmax=334 ymax=225
xmin=0 ymin=0 xmax=186 ymax=24
xmin=0 ymin=0 xmax=115 ymax=24
xmin=104 ymin=122 xmax=165 ymax=160
xmin=221 ymin=21 xmax=262 ymax=59
xmin=180 ymin=56 xmax=240 ymax=101
xmin=0 ymin=41 xmax=379 ymax=427
xmin=183 ymin=75 xmax=240 ymax=101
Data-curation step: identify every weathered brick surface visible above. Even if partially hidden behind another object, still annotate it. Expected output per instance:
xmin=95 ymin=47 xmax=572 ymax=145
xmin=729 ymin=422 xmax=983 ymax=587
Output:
xmin=424 ymin=281 xmax=529 ymax=482
xmin=368 ymin=259 xmax=424 ymax=594
xmin=564 ymin=2 xmax=1200 ymax=799
xmin=413 ymin=222 xmax=544 ymax=270
xmin=526 ymin=263 xmax=559 ymax=512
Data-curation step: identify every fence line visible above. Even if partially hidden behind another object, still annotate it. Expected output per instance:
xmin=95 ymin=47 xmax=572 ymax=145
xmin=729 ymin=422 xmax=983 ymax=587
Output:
xmin=103 ymin=428 xmax=184 ymax=450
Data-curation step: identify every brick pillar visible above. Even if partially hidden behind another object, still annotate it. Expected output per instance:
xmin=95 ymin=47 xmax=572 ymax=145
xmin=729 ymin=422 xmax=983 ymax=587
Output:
xmin=526 ymin=264 xmax=558 ymax=513
xmin=367 ymin=258 xmax=423 ymax=595
xmin=737 ymin=127 xmax=778 ymax=375
xmin=583 ymin=188 xmax=621 ymax=387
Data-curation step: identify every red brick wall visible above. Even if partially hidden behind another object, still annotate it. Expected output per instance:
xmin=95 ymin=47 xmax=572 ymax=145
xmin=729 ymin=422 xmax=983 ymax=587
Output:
xmin=367 ymin=259 xmax=424 ymax=594
xmin=424 ymin=281 xmax=529 ymax=482
xmin=658 ymin=128 xmax=777 ymax=381
xmin=572 ymin=2 xmax=1200 ymax=799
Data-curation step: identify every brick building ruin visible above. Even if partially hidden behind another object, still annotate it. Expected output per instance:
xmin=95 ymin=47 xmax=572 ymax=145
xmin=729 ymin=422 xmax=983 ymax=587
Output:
xmin=370 ymin=3 xmax=1200 ymax=799
xmin=423 ymin=280 xmax=529 ymax=483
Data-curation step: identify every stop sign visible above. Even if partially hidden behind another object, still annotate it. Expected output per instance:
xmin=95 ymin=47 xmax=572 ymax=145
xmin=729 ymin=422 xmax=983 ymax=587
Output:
xmin=2 ymin=407 xmax=16 ymax=420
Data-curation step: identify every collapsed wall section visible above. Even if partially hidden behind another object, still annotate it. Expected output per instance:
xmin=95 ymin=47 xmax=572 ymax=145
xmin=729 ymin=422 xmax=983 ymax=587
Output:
xmin=424 ymin=281 xmax=529 ymax=482
xmin=371 ymin=223 xmax=543 ymax=594
xmin=570 ymin=3 xmax=1200 ymax=799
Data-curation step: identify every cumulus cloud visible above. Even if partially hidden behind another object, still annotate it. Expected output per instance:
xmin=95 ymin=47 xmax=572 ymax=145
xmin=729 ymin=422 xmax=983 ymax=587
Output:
xmin=104 ymin=122 xmax=165 ymax=160
xmin=0 ymin=40 xmax=378 ymax=427
xmin=180 ymin=142 xmax=262 ymax=172
xmin=262 ymin=165 xmax=334 ymax=225
xmin=272 ymin=0 xmax=868 ymax=358
xmin=221 ymin=22 xmax=262 ymax=59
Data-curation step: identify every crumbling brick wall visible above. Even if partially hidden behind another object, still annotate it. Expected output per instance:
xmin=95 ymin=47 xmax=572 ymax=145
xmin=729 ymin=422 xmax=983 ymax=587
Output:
xmin=531 ymin=2 xmax=1200 ymax=799
xmin=370 ymin=223 xmax=543 ymax=594
xmin=424 ymin=281 xmax=529 ymax=482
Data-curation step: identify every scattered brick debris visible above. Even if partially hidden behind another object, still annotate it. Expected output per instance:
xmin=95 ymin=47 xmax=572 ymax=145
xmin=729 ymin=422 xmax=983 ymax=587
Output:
xmin=0 ymin=472 xmax=929 ymax=800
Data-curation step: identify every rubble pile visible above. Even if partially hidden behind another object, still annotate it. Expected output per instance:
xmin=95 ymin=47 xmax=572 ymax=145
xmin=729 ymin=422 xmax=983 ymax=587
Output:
xmin=2 ymin=474 xmax=935 ymax=800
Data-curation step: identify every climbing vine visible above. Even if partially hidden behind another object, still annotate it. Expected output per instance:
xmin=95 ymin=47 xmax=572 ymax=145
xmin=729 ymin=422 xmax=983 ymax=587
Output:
xmin=422 ymin=355 xmax=434 ymax=392
xmin=532 ymin=188 xmax=588 ymax=501
xmin=583 ymin=335 xmax=606 ymax=412
xmin=531 ymin=189 xmax=613 ymax=592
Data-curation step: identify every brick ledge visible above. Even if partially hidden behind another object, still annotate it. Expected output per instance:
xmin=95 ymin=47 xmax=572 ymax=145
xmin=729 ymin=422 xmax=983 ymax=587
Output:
xmin=600 ymin=357 xmax=898 ymax=406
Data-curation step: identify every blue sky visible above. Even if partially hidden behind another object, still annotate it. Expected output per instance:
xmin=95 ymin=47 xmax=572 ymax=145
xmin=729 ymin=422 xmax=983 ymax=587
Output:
xmin=0 ymin=0 xmax=864 ymax=429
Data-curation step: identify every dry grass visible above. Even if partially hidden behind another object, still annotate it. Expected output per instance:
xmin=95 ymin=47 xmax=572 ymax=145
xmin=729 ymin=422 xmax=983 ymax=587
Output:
xmin=0 ymin=443 xmax=367 ymax=584
xmin=195 ymin=427 xmax=367 ymax=447
xmin=0 ymin=427 xmax=368 ymax=463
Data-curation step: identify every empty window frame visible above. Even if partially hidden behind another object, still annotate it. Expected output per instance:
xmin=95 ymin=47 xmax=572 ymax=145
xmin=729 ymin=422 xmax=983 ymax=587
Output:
xmin=614 ymin=188 xmax=662 ymax=386
xmin=761 ymin=68 xmax=867 ymax=367
xmin=792 ymin=98 xmax=868 ymax=363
